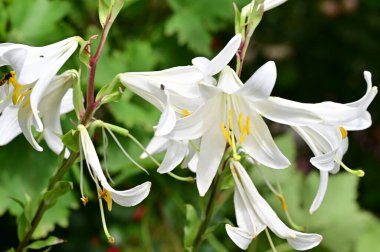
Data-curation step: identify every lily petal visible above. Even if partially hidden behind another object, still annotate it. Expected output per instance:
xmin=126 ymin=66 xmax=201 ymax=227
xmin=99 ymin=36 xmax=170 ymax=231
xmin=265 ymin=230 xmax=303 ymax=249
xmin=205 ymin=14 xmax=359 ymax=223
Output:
xmin=170 ymin=93 xmax=224 ymax=140
xmin=238 ymin=99 xmax=290 ymax=168
xmin=309 ymin=170 xmax=328 ymax=214
xmin=225 ymin=224 xmax=255 ymax=250
xmin=79 ymin=125 xmax=151 ymax=207
xmin=233 ymin=162 xmax=322 ymax=250
xmin=236 ymin=61 xmax=277 ymax=99
xmin=0 ymin=106 xmax=22 ymax=145
xmin=157 ymin=140 xmax=188 ymax=173
xmin=140 ymin=136 xmax=169 ymax=159
xmin=196 ymin=119 xmax=226 ymax=196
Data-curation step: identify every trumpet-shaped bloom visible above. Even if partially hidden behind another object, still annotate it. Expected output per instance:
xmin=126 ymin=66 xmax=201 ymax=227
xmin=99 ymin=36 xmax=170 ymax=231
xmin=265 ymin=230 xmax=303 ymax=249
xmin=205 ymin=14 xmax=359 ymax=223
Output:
xmin=291 ymin=71 xmax=377 ymax=213
xmin=78 ymin=125 xmax=151 ymax=208
xmin=226 ymin=161 xmax=322 ymax=250
xmin=120 ymin=34 xmax=241 ymax=173
xmin=169 ymin=62 xmax=322 ymax=196
xmin=0 ymin=70 xmax=78 ymax=157
xmin=0 ymin=37 xmax=79 ymax=132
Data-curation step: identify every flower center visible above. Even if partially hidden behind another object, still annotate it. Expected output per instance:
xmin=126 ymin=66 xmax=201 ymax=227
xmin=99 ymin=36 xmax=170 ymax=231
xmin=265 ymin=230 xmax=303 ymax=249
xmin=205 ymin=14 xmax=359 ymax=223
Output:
xmin=1 ymin=71 xmax=32 ymax=106
xmin=221 ymin=108 xmax=252 ymax=160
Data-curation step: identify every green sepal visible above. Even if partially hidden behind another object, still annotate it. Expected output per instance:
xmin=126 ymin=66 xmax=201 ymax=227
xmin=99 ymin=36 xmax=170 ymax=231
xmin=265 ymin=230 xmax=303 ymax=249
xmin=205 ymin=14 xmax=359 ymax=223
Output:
xmin=42 ymin=181 xmax=73 ymax=209
xmin=77 ymin=37 xmax=91 ymax=68
xmin=184 ymin=204 xmax=201 ymax=251
xmin=98 ymin=0 xmax=124 ymax=28
xmin=233 ymin=2 xmax=242 ymax=35
xmin=73 ymin=69 xmax=85 ymax=120
xmin=96 ymin=75 xmax=122 ymax=105
xmin=26 ymin=236 xmax=64 ymax=250
xmin=62 ymin=129 xmax=80 ymax=153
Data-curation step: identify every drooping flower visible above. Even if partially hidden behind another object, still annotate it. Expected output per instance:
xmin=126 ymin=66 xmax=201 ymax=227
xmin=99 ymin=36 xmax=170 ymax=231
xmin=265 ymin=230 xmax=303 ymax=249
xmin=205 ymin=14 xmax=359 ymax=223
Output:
xmin=0 ymin=37 xmax=80 ymax=147
xmin=120 ymin=34 xmax=242 ymax=173
xmin=226 ymin=161 xmax=322 ymax=250
xmin=78 ymin=124 xmax=151 ymax=208
xmin=0 ymin=70 xmax=78 ymax=157
xmin=289 ymin=72 xmax=377 ymax=213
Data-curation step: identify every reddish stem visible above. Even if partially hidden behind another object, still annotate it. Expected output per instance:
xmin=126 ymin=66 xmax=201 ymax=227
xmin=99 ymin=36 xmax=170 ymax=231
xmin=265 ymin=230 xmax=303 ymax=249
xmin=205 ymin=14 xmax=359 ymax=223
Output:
xmin=86 ymin=15 xmax=111 ymax=116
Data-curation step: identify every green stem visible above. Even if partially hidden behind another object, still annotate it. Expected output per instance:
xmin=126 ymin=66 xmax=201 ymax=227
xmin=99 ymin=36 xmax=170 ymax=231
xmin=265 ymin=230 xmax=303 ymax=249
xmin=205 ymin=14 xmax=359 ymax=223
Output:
xmin=192 ymin=161 xmax=227 ymax=251
xmin=16 ymin=152 xmax=79 ymax=252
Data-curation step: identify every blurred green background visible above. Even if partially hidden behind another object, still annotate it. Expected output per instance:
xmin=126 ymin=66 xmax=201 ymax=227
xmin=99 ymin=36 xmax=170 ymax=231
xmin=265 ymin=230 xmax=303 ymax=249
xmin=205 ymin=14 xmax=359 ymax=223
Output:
xmin=0 ymin=0 xmax=379 ymax=251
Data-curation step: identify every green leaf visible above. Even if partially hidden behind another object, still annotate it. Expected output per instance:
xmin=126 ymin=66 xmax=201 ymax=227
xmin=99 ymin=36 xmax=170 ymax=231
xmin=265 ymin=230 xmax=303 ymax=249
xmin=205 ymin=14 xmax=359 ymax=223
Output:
xmin=98 ymin=0 xmax=124 ymax=28
xmin=184 ymin=204 xmax=201 ymax=251
xmin=43 ymin=181 xmax=73 ymax=208
xmin=0 ymin=139 xmax=78 ymax=240
xmin=26 ymin=236 xmax=65 ymax=250
xmin=165 ymin=0 xmax=234 ymax=55
xmin=8 ymin=0 xmax=71 ymax=43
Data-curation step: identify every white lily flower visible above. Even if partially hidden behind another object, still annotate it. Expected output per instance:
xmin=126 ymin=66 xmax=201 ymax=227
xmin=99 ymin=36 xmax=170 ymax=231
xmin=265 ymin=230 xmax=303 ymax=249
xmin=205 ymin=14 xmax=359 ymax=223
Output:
xmin=119 ymin=34 xmax=241 ymax=135
xmin=170 ymin=62 xmax=326 ymax=196
xmin=226 ymin=161 xmax=322 ymax=250
xmin=0 ymin=37 xmax=79 ymax=132
xmin=120 ymin=34 xmax=241 ymax=174
xmin=291 ymin=71 xmax=377 ymax=213
xmin=0 ymin=70 xmax=78 ymax=157
xmin=78 ymin=124 xmax=151 ymax=208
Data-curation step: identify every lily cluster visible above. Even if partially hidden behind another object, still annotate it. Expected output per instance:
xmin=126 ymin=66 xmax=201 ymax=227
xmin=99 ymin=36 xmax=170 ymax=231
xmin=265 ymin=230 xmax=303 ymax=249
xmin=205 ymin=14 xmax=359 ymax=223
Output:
xmin=119 ymin=31 xmax=377 ymax=250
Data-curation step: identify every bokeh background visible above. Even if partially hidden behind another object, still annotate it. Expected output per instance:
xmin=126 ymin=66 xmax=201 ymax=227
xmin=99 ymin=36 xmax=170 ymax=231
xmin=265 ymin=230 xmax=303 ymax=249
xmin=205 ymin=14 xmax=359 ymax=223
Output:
xmin=0 ymin=0 xmax=379 ymax=251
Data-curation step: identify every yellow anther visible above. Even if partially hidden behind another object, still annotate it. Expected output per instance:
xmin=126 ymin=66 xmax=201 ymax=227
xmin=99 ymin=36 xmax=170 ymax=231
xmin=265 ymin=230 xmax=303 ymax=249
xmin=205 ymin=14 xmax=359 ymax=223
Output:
xmin=80 ymin=196 xmax=89 ymax=206
xmin=182 ymin=109 xmax=191 ymax=118
xmin=221 ymin=123 xmax=232 ymax=146
xmin=246 ymin=116 xmax=251 ymax=135
xmin=229 ymin=110 xmax=233 ymax=130
xmin=239 ymin=127 xmax=248 ymax=145
xmin=99 ymin=188 xmax=113 ymax=211
xmin=238 ymin=113 xmax=243 ymax=132
xmin=277 ymin=194 xmax=288 ymax=211
xmin=339 ymin=127 xmax=348 ymax=139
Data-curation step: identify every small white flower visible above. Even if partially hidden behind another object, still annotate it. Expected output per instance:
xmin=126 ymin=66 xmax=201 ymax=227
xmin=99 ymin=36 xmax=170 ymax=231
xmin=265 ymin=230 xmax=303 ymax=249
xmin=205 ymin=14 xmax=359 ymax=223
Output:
xmin=226 ymin=161 xmax=322 ymax=250
xmin=0 ymin=70 xmax=78 ymax=157
xmin=78 ymin=124 xmax=151 ymax=208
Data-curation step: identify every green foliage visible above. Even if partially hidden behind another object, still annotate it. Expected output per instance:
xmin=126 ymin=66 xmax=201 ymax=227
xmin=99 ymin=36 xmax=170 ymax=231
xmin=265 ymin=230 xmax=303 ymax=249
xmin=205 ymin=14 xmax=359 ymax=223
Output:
xmin=0 ymin=139 xmax=78 ymax=243
xmin=165 ymin=0 xmax=235 ymax=55
xmin=7 ymin=0 xmax=71 ymax=43
xmin=184 ymin=204 xmax=200 ymax=251
xmin=26 ymin=236 xmax=64 ymax=250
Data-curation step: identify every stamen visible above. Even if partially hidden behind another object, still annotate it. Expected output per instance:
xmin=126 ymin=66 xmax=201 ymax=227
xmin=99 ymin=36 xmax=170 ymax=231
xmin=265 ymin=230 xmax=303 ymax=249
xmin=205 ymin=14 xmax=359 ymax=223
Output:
xmin=221 ymin=123 xmax=232 ymax=146
xmin=105 ymin=127 xmax=149 ymax=174
xmin=238 ymin=113 xmax=243 ymax=132
xmin=238 ymin=127 xmax=248 ymax=145
xmin=95 ymin=181 xmax=115 ymax=244
xmin=182 ymin=109 xmax=191 ymax=118
xmin=339 ymin=127 xmax=348 ymax=139
xmin=265 ymin=228 xmax=279 ymax=252
xmin=80 ymin=196 xmax=89 ymax=206
xmin=335 ymin=157 xmax=365 ymax=177
xmin=99 ymin=188 xmax=113 ymax=212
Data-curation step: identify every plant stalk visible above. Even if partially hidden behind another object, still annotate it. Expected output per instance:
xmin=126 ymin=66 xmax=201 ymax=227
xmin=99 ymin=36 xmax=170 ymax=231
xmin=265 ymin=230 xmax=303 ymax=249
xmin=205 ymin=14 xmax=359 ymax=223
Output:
xmin=192 ymin=160 xmax=227 ymax=251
